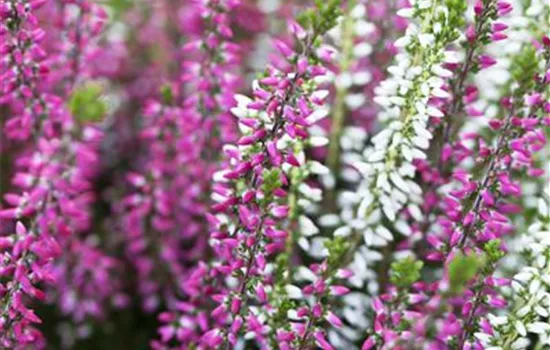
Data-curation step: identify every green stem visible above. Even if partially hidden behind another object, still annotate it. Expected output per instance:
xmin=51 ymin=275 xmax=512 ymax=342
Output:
xmin=327 ymin=0 xmax=356 ymax=175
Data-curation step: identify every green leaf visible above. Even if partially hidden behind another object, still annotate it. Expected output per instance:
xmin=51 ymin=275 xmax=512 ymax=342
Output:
xmin=68 ymin=83 xmax=107 ymax=123
xmin=445 ymin=0 xmax=467 ymax=33
xmin=448 ymin=253 xmax=482 ymax=295
xmin=297 ymin=0 xmax=342 ymax=37
xmin=389 ymin=256 xmax=423 ymax=289
xmin=160 ymin=84 xmax=174 ymax=105
xmin=325 ymin=236 xmax=349 ymax=270
xmin=483 ymin=239 xmax=505 ymax=263
xmin=511 ymin=45 xmax=538 ymax=95
xmin=274 ymin=252 xmax=290 ymax=283
xmin=108 ymin=0 xmax=133 ymax=20
xmin=261 ymin=168 xmax=282 ymax=199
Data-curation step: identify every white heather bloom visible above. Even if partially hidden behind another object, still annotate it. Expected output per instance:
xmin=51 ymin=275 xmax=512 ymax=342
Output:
xmin=339 ymin=0 xmax=463 ymax=251
xmin=477 ymin=188 xmax=550 ymax=349
xmin=324 ymin=0 xmax=467 ymax=339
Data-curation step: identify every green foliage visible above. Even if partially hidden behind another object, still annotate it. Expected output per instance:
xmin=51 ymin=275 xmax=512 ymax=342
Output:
xmin=69 ymin=83 xmax=107 ymax=123
xmin=274 ymin=252 xmax=290 ymax=283
xmin=511 ymin=45 xmax=538 ymax=94
xmin=448 ymin=253 xmax=482 ymax=294
xmin=267 ymin=290 xmax=295 ymax=339
xmin=297 ymin=0 xmax=342 ymax=37
xmin=389 ymin=256 xmax=423 ymax=289
xmin=108 ymin=0 xmax=133 ymax=20
xmin=261 ymin=168 xmax=283 ymax=199
xmin=396 ymin=318 xmax=412 ymax=332
xmin=288 ymin=167 xmax=306 ymax=217
xmin=325 ymin=236 xmax=349 ymax=270
xmin=446 ymin=0 xmax=467 ymax=29
xmin=160 ymin=84 xmax=174 ymax=105
xmin=483 ymin=239 xmax=505 ymax=263
xmin=288 ymin=168 xmax=304 ymax=220
xmin=437 ymin=0 xmax=467 ymax=43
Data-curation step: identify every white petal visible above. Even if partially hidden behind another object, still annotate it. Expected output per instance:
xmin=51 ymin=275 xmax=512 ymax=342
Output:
xmin=299 ymin=215 xmax=319 ymax=236
xmin=515 ymin=320 xmax=527 ymax=337
xmin=285 ymin=285 xmax=304 ymax=299
xmin=397 ymin=8 xmax=414 ymax=18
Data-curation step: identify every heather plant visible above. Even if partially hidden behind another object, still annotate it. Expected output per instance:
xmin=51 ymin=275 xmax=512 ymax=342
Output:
xmin=0 ymin=0 xmax=549 ymax=349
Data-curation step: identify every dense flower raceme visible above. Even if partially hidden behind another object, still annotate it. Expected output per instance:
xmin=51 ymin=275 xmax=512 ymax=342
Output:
xmin=1 ymin=0 xmax=54 ymax=140
xmin=37 ymin=1 xmax=108 ymax=92
xmin=475 ymin=0 xmax=549 ymax=105
xmin=419 ymin=0 xmax=514 ymax=211
xmin=117 ymin=0 xmax=243 ymax=312
xmin=295 ymin=1 xmax=409 ymax=346
xmin=1 ymin=0 xmax=105 ymax=130
xmin=302 ymin=0 xmax=471 ymax=340
xmin=0 ymin=119 xmax=107 ymax=347
xmin=152 ymin=10 xmax=345 ymax=347
xmin=0 ymin=0 xmax=114 ymax=346
xmin=317 ymin=0 xmax=517 ymax=345
xmin=362 ymin=41 xmax=550 ymax=349
xmin=340 ymin=0 xmax=467 ymax=265
xmin=34 ymin=1 xmax=129 ymax=332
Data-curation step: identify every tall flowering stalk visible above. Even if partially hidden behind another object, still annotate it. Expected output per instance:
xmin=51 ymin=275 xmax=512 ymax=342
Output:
xmin=38 ymin=1 xmax=128 ymax=331
xmin=153 ymin=4 xmax=343 ymax=348
xmin=208 ymin=39 xmax=331 ymax=347
xmin=0 ymin=123 xmax=106 ymax=347
xmin=118 ymin=0 xmax=243 ymax=311
xmin=0 ymin=0 xmax=109 ymax=346
xmin=331 ymin=0 xmax=467 ymax=303
xmin=417 ymin=0 xmax=515 ymax=241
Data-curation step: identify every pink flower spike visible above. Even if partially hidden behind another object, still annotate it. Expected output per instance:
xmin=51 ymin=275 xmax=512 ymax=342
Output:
xmin=15 ymin=221 xmax=27 ymax=235
xmin=372 ymin=297 xmax=384 ymax=313
xmin=201 ymin=329 xmax=223 ymax=347
xmin=474 ymin=0 xmax=483 ymax=15
xmin=230 ymin=297 xmax=241 ymax=314
xmin=30 ymin=0 xmax=48 ymax=10
xmin=526 ymin=93 xmax=542 ymax=106
xmin=466 ymin=25 xmax=476 ymax=42
xmin=256 ymin=285 xmax=267 ymax=303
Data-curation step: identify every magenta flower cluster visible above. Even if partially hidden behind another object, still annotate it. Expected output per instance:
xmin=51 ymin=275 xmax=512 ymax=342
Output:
xmin=1 ymin=0 xmax=549 ymax=349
